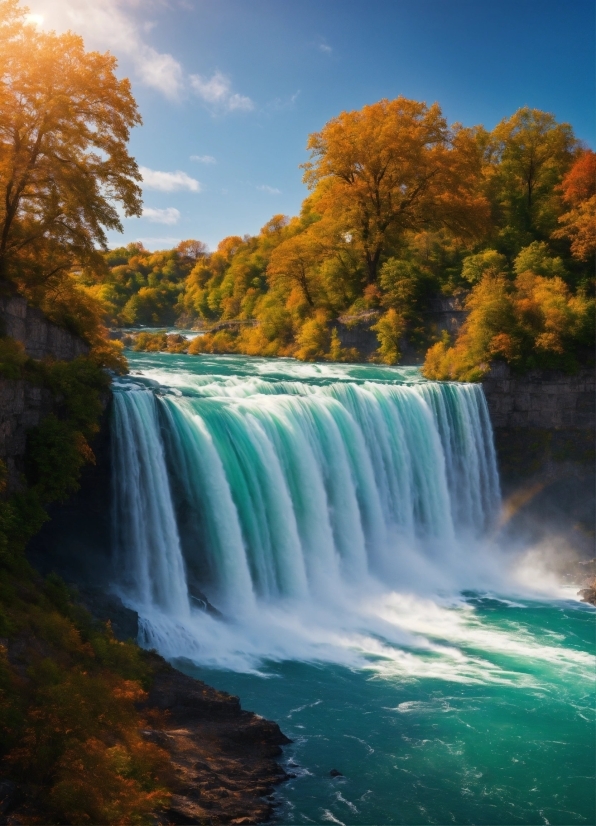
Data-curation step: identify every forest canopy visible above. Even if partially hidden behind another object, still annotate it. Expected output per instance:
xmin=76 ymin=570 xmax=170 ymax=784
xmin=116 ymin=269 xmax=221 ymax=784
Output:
xmin=99 ymin=102 xmax=593 ymax=376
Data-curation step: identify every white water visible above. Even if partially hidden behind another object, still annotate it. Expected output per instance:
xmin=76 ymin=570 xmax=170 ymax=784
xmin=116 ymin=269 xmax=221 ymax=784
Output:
xmin=109 ymin=359 xmax=586 ymax=682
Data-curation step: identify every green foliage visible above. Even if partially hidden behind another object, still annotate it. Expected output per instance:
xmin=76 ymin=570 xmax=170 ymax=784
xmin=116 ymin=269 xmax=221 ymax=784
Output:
xmin=83 ymin=242 xmax=200 ymax=328
xmin=372 ymin=308 xmax=406 ymax=364
xmin=461 ymin=250 xmax=509 ymax=284
xmin=513 ymin=241 xmax=567 ymax=278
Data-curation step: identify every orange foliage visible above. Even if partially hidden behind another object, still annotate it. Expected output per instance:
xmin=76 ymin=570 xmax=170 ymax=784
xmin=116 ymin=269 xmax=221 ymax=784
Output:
xmin=553 ymin=150 xmax=596 ymax=261
xmin=302 ymin=97 xmax=489 ymax=284
xmin=559 ymin=150 xmax=596 ymax=205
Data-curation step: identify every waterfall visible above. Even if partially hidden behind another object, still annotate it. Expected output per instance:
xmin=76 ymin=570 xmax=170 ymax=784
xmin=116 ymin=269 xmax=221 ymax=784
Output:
xmin=110 ymin=363 xmax=501 ymax=666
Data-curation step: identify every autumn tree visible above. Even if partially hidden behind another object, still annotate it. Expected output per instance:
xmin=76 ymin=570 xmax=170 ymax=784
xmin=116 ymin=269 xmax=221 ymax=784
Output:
xmin=301 ymin=97 xmax=489 ymax=285
xmin=267 ymin=230 xmax=322 ymax=307
xmin=0 ymin=0 xmax=142 ymax=297
xmin=176 ymin=239 xmax=208 ymax=262
xmin=487 ymin=107 xmax=577 ymax=244
xmin=552 ymin=149 xmax=596 ymax=262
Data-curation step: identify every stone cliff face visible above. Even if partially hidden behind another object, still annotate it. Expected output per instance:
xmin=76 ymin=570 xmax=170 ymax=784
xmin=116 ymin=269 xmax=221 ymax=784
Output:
xmin=482 ymin=362 xmax=595 ymax=567
xmin=0 ymin=296 xmax=90 ymax=490
xmin=482 ymin=362 xmax=595 ymax=431
xmin=0 ymin=295 xmax=89 ymax=361
xmin=481 ymin=363 xmax=595 ymax=483
xmin=334 ymin=294 xmax=468 ymax=364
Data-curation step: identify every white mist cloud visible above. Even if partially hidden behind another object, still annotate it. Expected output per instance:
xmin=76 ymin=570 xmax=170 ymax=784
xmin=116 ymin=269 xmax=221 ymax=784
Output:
xmin=257 ymin=184 xmax=281 ymax=195
xmin=140 ymin=167 xmax=200 ymax=192
xmin=141 ymin=207 xmax=181 ymax=225
xmin=191 ymin=155 xmax=217 ymax=164
xmin=190 ymin=71 xmax=254 ymax=112
xmin=26 ymin=0 xmax=185 ymax=99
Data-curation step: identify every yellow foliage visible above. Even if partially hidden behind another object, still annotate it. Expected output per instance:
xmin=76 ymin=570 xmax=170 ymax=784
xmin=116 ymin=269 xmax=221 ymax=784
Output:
xmin=372 ymin=308 xmax=406 ymax=364
xmin=187 ymin=330 xmax=238 ymax=355
xmin=49 ymin=737 xmax=169 ymax=826
xmin=0 ymin=1 xmax=141 ymax=292
xmin=423 ymin=271 xmax=594 ymax=380
xmin=294 ymin=311 xmax=331 ymax=361
xmin=554 ymin=196 xmax=596 ymax=261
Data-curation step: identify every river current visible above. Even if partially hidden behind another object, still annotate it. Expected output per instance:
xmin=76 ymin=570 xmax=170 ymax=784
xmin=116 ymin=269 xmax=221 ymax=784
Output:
xmin=111 ymin=352 xmax=595 ymax=825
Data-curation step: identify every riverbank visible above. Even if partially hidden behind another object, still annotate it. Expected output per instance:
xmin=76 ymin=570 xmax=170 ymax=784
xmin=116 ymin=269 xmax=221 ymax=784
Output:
xmin=143 ymin=655 xmax=290 ymax=825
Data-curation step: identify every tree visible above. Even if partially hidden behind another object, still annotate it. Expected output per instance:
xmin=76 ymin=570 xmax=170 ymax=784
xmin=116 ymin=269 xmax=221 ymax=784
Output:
xmin=552 ymin=149 xmax=596 ymax=262
xmin=423 ymin=270 xmax=594 ymax=381
xmin=301 ymin=97 xmax=489 ymax=284
xmin=488 ymin=108 xmax=577 ymax=240
xmin=176 ymin=239 xmax=208 ymax=262
xmin=0 ymin=0 xmax=142 ymax=294
xmin=461 ymin=250 xmax=508 ymax=284
xmin=266 ymin=231 xmax=322 ymax=307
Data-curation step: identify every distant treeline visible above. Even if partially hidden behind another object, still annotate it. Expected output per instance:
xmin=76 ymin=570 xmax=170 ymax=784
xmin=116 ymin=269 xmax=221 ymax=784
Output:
xmin=83 ymin=100 xmax=595 ymax=377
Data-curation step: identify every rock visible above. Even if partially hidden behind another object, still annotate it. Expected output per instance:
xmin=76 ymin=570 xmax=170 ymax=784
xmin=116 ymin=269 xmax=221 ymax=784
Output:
xmin=577 ymin=573 xmax=596 ymax=606
xmin=329 ymin=769 xmax=343 ymax=778
xmin=142 ymin=656 xmax=291 ymax=825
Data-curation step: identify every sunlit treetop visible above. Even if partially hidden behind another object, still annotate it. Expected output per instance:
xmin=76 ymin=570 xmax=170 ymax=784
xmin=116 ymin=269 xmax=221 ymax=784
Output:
xmin=0 ymin=0 xmax=142 ymax=295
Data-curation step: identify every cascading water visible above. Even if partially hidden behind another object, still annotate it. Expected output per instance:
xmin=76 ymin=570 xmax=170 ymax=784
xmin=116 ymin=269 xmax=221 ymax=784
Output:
xmin=109 ymin=353 xmax=594 ymax=826
xmin=110 ymin=355 xmax=501 ymax=665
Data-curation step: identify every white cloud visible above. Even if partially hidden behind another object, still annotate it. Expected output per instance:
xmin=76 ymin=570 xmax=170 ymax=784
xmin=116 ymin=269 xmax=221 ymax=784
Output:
xmin=26 ymin=2 xmax=255 ymax=110
xmin=317 ymin=38 xmax=333 ymax=54
xmin=25 ymin=13 xmax=44 ymax=27
xmin=190 ymin=71 xmax=254 ymax=112
xmin=191 ymin=155 xmax=217 ymax=164
xmin=26 ymin=0 xmax=184 ymax=98
xmin=140 ymin=167 xmax=200 ymax=192
xmin=257 ymin=185 xmax=281 ymax=195
xmin=141 ymin=207 xmax=181 ymax=225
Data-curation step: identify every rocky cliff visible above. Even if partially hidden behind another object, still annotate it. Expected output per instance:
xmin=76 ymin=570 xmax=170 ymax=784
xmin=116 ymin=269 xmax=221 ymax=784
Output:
xmin=0 ymin=296 xmax=90 ymax=491
xmin=483 ymin=362 xmax=595 ymax=571
xmin=482 ymin=362 xmax=595 ymax=431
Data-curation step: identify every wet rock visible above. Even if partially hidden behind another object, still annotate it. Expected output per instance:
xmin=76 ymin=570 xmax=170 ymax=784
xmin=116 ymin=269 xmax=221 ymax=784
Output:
xmin=329 ymin=769 xmax=343 ymax=778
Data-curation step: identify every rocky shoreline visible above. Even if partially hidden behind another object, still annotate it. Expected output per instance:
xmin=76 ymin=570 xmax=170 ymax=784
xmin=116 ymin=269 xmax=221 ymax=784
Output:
xmin=78 ymin=594 xmax=293 ymax=825
xmin=143 ymin=656 xmax=291 ymax=825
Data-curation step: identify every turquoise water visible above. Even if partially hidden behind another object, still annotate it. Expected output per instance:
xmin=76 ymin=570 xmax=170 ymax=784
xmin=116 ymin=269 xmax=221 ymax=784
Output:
xmin=115 ymin=352 xmax=595 ymax=825
xmin=180 ymin=595 xmax=595 ymax=825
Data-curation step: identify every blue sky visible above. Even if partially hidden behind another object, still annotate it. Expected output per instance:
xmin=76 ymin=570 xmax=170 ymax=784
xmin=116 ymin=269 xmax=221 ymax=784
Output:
xmin=29 ymin=0 xmax=595 ymax=251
